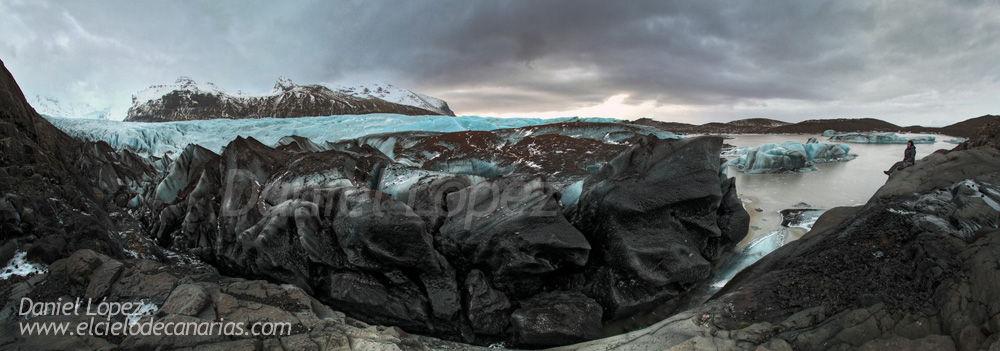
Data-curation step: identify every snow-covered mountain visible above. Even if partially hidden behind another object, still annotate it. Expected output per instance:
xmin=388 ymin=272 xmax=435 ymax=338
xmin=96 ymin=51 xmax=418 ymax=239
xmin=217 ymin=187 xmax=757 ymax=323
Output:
xmin=29 ymin=95 xmax=112 ymax=120
xmin=125 ymin=77 xmax=455 ymax=122
xmin=330 ymin=83 xmax=454 ymax=116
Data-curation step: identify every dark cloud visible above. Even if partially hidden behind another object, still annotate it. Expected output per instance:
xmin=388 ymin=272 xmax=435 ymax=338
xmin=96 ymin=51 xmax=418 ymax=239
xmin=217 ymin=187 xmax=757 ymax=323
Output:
xmin=1 ymin=0 xmax=998 ymax=125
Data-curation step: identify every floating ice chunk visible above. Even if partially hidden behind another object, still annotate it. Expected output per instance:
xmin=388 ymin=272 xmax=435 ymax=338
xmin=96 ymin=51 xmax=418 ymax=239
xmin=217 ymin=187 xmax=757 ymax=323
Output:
xmin=725 ymin=141 xmax=856 ymax=174
xmin=822 ymin=129 xmax=836 ymax=137
xmin=943 ymin=138 xmax=968 ymax=144
xmin=828 ymin=132 xmax=935 ymax=144
xmin=803 ymin=142 xmax=856 ymax=164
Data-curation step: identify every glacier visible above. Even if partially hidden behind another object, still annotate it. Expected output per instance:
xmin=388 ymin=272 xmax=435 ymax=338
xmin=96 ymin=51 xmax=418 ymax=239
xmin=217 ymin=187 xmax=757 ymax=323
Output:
xmin=827 ymin=132 xmax=935 ymax=144
xmin=724 ymin=140 xmax=856 ymax=174
xmin=45 ymin=114 xmax=676 ymax=157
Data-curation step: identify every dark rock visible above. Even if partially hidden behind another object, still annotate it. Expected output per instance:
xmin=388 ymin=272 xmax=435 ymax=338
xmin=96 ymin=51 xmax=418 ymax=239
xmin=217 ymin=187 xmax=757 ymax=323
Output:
xmin=440 ymin=174 xmax=590 ymax=298
xmin=321 ymin=271 xmax=432 ymax=332
xmin=510 ymin=291 xmax=603 ymax=347
xmin=1 ymin=59 xmax=158 ymax=264
xmin=463 ymin=270 xmax=511 ymax=336
xmin=158 ymin=283 xmax=210 ymax=316
xmin=571 ymin=136 xmax=746 ymax=319
xmin=85 ymin=259 xmax=124 ymax=299
xmin=328 ymin=187 xmax=460 ymax=322
xmin=706 ymin=177 xmax=751 ymax=260
xmin=779 ymin=208 xmax=827 ymax=229
xmin=378 ymin=165 xmax=479 ymax=232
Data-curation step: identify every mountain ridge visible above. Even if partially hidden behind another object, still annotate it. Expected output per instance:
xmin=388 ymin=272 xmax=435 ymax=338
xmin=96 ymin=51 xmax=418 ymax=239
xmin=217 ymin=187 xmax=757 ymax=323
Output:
xmin=630 ymin=115 xmax=999 ymax=138
xmin=125 ymin=77 xmax=455 ymax=122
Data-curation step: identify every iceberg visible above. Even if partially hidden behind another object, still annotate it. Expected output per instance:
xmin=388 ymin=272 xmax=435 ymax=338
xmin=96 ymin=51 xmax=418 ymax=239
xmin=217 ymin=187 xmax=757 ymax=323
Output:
xmin=44 ymin=114 xmax=676 ymax=157
xmin=827 ymin=132 xmax=935 ymax=144
xmin=779 ymin=208 xmax=827 ymax=230
xmin=943 ymin=138 xmax=969 ymax=144
xmin=724 ymin=140 xmax=856 ymax=174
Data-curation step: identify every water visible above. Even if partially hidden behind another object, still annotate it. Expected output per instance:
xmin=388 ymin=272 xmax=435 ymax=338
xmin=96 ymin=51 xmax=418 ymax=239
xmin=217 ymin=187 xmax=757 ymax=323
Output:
xmin=724 ymin=133 xmax=956 ymax=246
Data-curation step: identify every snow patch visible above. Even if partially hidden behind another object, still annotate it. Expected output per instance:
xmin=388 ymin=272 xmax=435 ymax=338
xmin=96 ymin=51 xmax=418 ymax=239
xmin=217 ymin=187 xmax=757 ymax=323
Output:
xmin=1 ymin=251 xmax=48 ymax=279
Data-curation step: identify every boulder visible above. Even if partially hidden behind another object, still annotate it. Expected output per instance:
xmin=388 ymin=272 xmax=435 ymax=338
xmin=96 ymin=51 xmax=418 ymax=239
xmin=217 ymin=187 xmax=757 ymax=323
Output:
xmin=572 ymin=136 xmax=746 ymax=319
xmin=463 ymin=270 xmax=512 ymax=336
xmin=510 ymin=291 xmax=603 ymax=347
xmin=440 ymin=174 xmax=590 ymax=297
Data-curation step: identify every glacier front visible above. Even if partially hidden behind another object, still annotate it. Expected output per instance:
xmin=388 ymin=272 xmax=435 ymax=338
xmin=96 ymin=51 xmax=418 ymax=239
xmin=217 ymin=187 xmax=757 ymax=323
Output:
xmin=45 ymin=114 xmax=676 ymax=157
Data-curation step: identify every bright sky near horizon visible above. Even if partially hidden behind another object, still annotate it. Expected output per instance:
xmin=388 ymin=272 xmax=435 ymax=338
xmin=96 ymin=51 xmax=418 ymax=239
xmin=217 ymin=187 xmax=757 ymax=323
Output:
xmin=2 ymin=1 xmax=998 ymax=126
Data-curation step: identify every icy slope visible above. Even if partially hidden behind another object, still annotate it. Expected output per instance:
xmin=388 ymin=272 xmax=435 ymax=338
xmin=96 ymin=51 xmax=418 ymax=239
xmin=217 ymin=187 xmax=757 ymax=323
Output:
xmin=29 ymin=94 xmax=112 ymax=119
xmin=45 ymin=114 xmax=660 ymax=157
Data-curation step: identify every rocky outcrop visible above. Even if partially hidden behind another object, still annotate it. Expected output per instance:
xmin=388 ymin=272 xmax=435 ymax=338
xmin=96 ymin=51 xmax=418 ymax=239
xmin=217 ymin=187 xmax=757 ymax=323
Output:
xmin=571 ymin=136 xmax=748 ymax=320
xmin=0 ymin=59 xmax=163 ymax=265
xmin=0 ymin=250 xmax=482 ymax=351
xmin=511 ymin=291 xmax=603 ymax=347
xmin=439 ymin=174 xmax=591 ymax=297
xmin=125 ymin=77 xmax=454 ymax=122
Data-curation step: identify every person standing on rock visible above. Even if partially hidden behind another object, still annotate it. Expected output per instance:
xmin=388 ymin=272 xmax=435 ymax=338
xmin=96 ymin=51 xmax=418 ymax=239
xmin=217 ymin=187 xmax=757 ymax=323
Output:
xmin=884 ymin=140 xmax=916 ymax=175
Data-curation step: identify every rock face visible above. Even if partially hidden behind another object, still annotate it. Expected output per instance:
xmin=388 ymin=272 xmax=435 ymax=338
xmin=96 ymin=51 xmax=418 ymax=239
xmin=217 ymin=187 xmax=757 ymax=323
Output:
xmin=571 ymin=136 xmax=748 ymax=319
xmin=125 ymin=77 xmax=455 ymax=122
xmin=439 ymin=174 xmax=591 ymax=295
xmin=0 ymin=59 xmax=162 ymax=265
xmin=563 ymin=140 xmax=1000 ymax=351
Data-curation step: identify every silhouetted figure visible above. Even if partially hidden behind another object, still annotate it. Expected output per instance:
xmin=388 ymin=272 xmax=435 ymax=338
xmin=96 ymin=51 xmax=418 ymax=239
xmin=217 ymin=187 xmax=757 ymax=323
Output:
xmin=884 ymin=140 xmax=916 ymax=175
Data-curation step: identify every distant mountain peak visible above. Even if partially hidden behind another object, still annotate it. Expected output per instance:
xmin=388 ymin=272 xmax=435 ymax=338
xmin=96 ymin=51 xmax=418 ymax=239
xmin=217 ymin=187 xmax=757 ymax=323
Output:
xmin=175 ymin=76 xmax=196 ymax=85
xmin=273 ymin=76 xmax=296 ymax=92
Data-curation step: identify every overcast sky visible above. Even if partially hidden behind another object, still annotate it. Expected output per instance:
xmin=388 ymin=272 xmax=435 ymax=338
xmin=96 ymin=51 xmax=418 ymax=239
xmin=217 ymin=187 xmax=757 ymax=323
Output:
xmin=2 ymin=1 xmax=998 ymax=125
